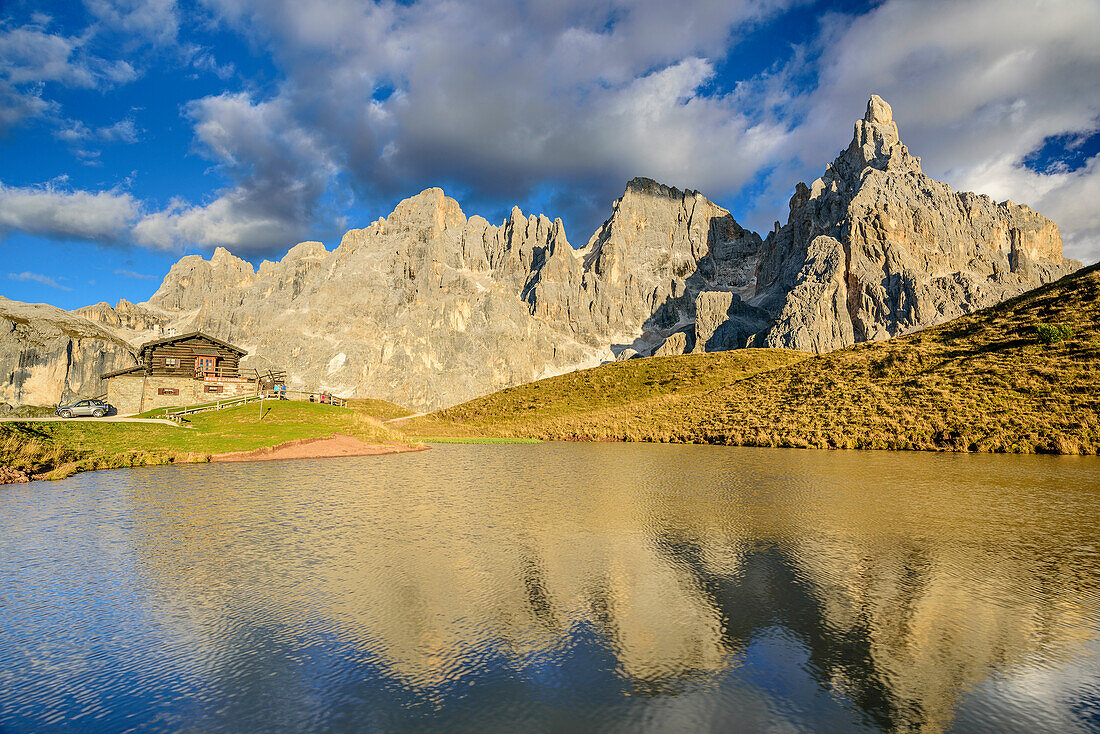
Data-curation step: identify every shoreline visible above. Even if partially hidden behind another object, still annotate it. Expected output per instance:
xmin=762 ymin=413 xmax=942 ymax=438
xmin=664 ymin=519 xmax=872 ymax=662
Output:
xmin=0 ymin=434 xmax=428 ymax=485
xmin=210 ymin=434 xmax=427 ymax=463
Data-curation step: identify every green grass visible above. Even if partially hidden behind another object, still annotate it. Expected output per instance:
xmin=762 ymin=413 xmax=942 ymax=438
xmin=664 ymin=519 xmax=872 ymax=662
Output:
xmin=408 ymin=263 xmax=1100 ymax=455
xmin=1 ymin=401 xmax=411 ymax=480
xmin=135 ymin=396 xmax=256 ymax=418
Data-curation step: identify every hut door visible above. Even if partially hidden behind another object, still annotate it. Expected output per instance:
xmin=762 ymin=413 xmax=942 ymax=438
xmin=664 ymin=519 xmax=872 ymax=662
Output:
xmin=196 ymin=356 xmax=216 ymax=376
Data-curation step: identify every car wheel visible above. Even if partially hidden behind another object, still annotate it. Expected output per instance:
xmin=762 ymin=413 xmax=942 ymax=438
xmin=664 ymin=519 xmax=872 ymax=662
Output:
xmin=92 ymin=408 xmax=105 ymax=417
xmin=60 ymin=410 xmax=72 ymax=418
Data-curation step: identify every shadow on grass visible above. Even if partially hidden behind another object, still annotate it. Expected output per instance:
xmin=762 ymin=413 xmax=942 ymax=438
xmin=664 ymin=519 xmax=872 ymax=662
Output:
xmin=0 ymin=422 xmax=52 ymax=439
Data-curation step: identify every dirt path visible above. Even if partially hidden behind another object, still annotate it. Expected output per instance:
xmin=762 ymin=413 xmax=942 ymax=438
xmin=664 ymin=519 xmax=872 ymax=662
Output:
xmin=384 ymin=412 xmax=429 ymax=424
xmin=210 ymin=434 xmax=427 ymax=463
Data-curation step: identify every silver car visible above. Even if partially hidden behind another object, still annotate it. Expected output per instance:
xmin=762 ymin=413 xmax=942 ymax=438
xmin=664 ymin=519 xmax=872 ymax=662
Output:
xmin=56 ymin=399 xmax=110 ymax=418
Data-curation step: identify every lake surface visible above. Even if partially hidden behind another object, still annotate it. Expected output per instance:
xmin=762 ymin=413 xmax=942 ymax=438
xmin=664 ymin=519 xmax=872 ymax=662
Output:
xmin=2 ymin=444 xmax=1100 ymax=732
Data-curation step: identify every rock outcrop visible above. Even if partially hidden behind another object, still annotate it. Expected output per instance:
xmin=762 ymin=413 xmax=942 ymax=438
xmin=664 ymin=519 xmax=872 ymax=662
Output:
xmin=0 ymin=297 xmax=137 ymax=406
xmin=11 ymin=95 xmax=1078 ymax=410
xmin=572 ymin=177 xmax=762 ymax=350
xmin=73 ymin=298 xmax=172 ymax=342
xmin=748 ymin=95 xmax=1078 ymax=351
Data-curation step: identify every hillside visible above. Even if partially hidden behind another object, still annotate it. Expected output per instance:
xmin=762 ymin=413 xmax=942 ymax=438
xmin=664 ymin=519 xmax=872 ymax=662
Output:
xmin=0 ymin=400 xmax=415 ymax=482
xmin=410 ymin=264 xmax=1100 ymax=454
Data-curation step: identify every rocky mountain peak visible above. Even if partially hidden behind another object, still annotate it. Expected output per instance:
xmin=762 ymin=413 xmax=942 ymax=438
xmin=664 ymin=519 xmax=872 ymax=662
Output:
xmin=283 ymin=241 xmax=328 ymax=261
xmin=1 ymin=296 xmax=137 ymax=405
xmin=386 ymin=187 xmax=467 ymax=236
xmin=211 ymin=246 xmax=252 ymax=269
xmin=865 ymin=94 xmax=893 ymax=125
xmin=619 ymin=178 xmax=711 ymax=212
xmin=752 ymin=95 xmax=1077 ymax=354
xmin=145 ymin=245 xmax=259 ymax=313
xmin=846 ymin=94 xmax=917 ymax=174
xmin=624 ymin=176 xmax=682 ymax=197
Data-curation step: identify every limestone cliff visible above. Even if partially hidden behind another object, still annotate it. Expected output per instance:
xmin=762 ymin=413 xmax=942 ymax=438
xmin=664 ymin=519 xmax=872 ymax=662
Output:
xmin=0 ymin=297 xmax=137 ymax=406
xmin=571 ymin=177 xmax=762 ymax=353
xmin=70 ymin=181 xmax=763 ymax=410
xmin=745 ymin=95 xmax=1078 ymax=353
xmin=16 ymin=95 xmax=1079 ymax=410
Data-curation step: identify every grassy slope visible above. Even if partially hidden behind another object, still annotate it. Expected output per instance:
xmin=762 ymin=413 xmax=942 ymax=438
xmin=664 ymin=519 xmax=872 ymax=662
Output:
xmin=1 ymin=400 xmax=410 ymax=479
xmin=408 ymin=348 xmax=807 ymax=439
xmin=345 ymin=398 xmax=415 ymax=422
xmin=409 ymin=264 xmax=1100 ymax=454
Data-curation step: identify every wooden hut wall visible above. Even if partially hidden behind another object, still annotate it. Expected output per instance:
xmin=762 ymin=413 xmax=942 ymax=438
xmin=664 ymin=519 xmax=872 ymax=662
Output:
xmin=143 ymin=337 xmax=243 ymax=377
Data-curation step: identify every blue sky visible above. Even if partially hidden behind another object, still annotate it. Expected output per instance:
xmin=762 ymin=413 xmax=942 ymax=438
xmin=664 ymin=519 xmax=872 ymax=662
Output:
xmin=1 ymin=0 xmax=1098 ymax=310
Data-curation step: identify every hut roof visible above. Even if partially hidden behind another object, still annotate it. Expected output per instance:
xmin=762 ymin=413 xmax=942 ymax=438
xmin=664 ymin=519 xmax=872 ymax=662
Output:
xmin=136 ymin=331 xmax=247 ymax=359
xmin=100 ymin=365 xmax=144 ymax=379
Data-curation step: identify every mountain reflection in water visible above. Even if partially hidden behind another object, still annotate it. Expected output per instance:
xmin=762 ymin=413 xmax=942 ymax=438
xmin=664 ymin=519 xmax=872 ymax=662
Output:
xmin=2 ymin=443 xmax=1100 ymax=732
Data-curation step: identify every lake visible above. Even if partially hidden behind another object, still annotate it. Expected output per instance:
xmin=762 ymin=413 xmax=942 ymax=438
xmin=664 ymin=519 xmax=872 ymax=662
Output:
xmin=2 ymin=443 xmax=1100 ymax=732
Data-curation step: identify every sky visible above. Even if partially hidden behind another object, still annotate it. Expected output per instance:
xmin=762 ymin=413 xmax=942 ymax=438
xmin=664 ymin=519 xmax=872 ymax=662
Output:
xmin=1 ymin=0 xmax=1098 ymax=310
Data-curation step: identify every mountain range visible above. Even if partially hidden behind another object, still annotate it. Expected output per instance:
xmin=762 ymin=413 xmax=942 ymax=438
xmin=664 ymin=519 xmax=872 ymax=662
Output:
xmin=1 ymin=96 xmax=1080 ymax=410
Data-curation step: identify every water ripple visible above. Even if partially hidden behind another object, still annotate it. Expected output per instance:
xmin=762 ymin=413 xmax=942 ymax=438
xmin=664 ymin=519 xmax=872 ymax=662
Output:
xmin=2 ymin=444 xmax=1099 ymax=732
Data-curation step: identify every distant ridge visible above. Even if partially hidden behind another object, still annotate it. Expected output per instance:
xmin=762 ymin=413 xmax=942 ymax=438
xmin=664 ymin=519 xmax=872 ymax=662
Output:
xmin=1 ymin=96 xmax=1081 ymax=409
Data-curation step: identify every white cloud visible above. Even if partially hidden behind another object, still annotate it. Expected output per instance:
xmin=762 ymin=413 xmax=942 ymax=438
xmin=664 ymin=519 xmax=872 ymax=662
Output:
xmin=83 ymin=0 xmax=180 ymax=47
xmin=97 ymin=117 xmax=139 ymax=143
xmin=0 ymin=26 xmax=136 ymax=88
xmin=53 ymin=120 xmax=92 ymax=144
xmin=133 ymin=92 xmax=338 ymax=253
xmin=8 ymin=271 xmax=73 ymax=291
xmin=134 ymin=193 xmax=303 ymax=252
xmin=0 ymin=81 xmax=55 ymax=132
xmin=0 ymin=24 xmax=139 ymax=134
xmin=113 ymin=268 xmax=154 ymax=279
xmin=0 ymin=181 xmax=139 ymax=243
xmin=0 ymin=27 xmax=95 ymax=87
xmin=192 ymin=0 xmax=799 ymax=241
xmin=186 ymin=48 xmax=235 ymax=80
xmin=745 ymin=0 xmax=1100 ymax=261
xmin=53 ymin=117 xmax=140 ymax=145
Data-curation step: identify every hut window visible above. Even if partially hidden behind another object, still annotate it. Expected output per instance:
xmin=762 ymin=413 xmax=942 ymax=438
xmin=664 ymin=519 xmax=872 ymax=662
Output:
xmin=205 ymin=384 xmax=223 ymax=393
xmin=164 ymin=357 xmax=178 ymax=367
xmin=157 ymin=388 xmax=179 ymax=396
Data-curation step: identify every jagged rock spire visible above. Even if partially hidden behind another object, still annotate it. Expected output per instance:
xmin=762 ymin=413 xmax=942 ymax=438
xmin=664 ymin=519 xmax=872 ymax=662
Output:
xmin=865 ymin=94 xmax=893 ymax=124
xmin=750 ymin=94 xmax=1075 ymax=354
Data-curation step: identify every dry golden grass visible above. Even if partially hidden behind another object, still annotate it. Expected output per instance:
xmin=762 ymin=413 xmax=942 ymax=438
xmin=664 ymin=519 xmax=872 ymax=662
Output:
xmin=346 ymin=397 xmax=416 ymax=422
xmin=407 ymin=348 xmax=805 ymax=440
xmin=409 ymin=264 xmax=1100 ymax=454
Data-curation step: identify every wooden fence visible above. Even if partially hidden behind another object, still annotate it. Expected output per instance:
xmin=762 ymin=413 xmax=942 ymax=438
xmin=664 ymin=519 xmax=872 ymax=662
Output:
xmin=164 ymin=393 xmax=265 ymax=422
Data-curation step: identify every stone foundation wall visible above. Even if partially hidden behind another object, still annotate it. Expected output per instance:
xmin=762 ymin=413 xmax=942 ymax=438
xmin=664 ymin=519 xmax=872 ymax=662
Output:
xmin=107 ymin=374 xmax=258 ymax=415
xmin=106 ymin=375 xmax=146 ymax=415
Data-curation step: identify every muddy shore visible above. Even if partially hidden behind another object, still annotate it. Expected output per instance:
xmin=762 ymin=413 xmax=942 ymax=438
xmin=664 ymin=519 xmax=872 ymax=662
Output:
xmin=210 ymin=434 xmax=427 ymax=463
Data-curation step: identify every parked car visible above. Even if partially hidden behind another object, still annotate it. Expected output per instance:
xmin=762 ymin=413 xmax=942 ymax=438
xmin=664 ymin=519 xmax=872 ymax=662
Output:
xmin=55 ymin=399 xmax=110 ymax=418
